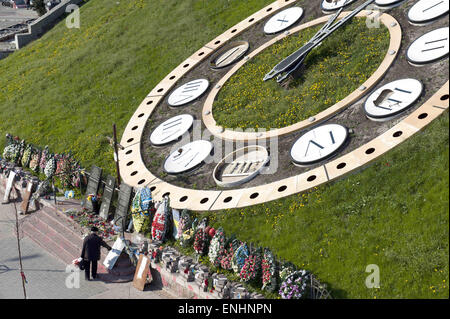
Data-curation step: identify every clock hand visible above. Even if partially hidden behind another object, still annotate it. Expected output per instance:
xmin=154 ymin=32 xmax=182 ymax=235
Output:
xmin=264 ymin=0 xmax=374 ymax=83
xmin=276 ymin=55 xmax=306 ymax=83
xmin=274 ymin=6 xmax=346 ymax=83
xmin=263 ymin=1 xmax=348 ymax=81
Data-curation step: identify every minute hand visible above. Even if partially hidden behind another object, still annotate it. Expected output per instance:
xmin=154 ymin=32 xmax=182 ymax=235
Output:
xmin=263 ymin=0 xmax=375 ymax=82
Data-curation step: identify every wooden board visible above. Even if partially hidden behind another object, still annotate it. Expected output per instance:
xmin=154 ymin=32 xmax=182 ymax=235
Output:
xmin=132 ymin=254 xmax=152 ymax=291
xmin=113 ymin=183 xmax=133 ymax=231
xmin=83 ymin=165 xmax=102 ymax=211
xmin=103 ymin=237 xmax=126 ymax=270
xmin=2 ymin=171 xmax=16 ymax=204
xmin=20 ymin=180 xmax=34 ymax=214
xmin=99 ymin=175 xmax=115 ymax=220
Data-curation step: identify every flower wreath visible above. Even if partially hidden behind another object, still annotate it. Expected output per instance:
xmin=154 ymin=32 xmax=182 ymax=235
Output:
xmin=220 ymin=237 xmax=240 ymax=270
xmin=239 ymin=247 xmax=262 ymax=283
xmin=231 ymin=242 xmax=249 ymax=274
xmin=208 ymin=227 xmax=226 ymax=267
xmin=262 ymin=248 xmax=279 ymax=292
xmin=279 ymin=270 xmax=311 ymax=299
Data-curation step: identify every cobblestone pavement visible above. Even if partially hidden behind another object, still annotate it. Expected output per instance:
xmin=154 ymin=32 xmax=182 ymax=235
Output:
xmin=0 ymin=5 xmax=37 ymax=30
xmin=0 ymin=195 xmax=174 ymax=299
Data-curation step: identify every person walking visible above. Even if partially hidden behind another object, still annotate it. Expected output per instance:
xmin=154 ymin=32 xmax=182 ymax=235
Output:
xmin=80 ymin=226 xmax=112 ymax=281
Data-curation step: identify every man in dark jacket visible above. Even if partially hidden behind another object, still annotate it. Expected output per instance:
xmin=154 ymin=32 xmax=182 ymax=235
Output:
xmin=81 ymin=226 xmax=111 ymax=280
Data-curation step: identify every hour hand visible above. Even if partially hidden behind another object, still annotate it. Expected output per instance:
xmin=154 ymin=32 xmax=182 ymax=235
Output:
xmin=263 ymin=41 xmax=315 ymax=81
xmin=276 ymin=55 xmax=306 ymax=84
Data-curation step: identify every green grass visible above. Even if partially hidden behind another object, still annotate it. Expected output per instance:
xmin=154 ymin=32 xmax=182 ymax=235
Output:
xmin=0 ymin=0 xmax=278 ymax=174
xmin=0 ymin=0 xmax=448 ymax=299
xmin=204 ymin=113 xmax=449 ymax=298
xmin=213 ymin=19 xmax=389 ymax=130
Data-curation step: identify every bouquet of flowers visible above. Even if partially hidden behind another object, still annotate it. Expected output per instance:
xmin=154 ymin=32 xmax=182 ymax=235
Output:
xmin=29 ymin=149 xmax=41 ymax=173
xmin=21 ymin=144 xmax=32 ymax=168
xmin=2 ymin=143 xmax=19 ymax=162
xmin=180 ymin=215 xmax=196 ymax=247
xmin=71 ymin=162 xmax=82 ymax=188
xmin=220 ymin=237 xmax=240 ymax=270
xmin=262 ymin=248 xmax=278 ymax=292
xmin=193 ymin=228 xmax=211 ymax=256
xmin=131 ymin=187 xmax=153 ymax=234
xmin=13 ymin=140 xmax=25 ymax=164
xmin=55 ymin=154 xmax=64 ymax=175
xmin=239 ymin=247 xmax=262 ymax=283
xmin=279 ymin=270 xmax=311 ymax=299
xmin=279 ymin=261 xmax=296 ymax=283
xmin=151 ymin=196 xmax=171 ymax=242
xmin=60 ymin=154 xmax=77 ymax=189
xmin=231 ymin=242 xmax=249 ymax=274
xmin=179 ymin=210 xmax=191 ymax=234
xmin=208 ymin=227 xmax=226 ymax=267
xmin=44 ymin=154 xmax=56 ymax=179
xmin=65 ymin=209 xmax=116 ymax=241
xmin=39 ymin=146 xmax=50 ymax=171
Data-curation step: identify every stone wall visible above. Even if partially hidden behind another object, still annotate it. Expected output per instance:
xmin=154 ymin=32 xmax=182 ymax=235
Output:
xmin=0 ymin=50 xmax=13 ymax=60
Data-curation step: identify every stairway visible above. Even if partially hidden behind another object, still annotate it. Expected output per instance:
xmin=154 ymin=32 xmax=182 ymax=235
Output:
xmin=21 ymin=204 xmax=135 ymax=283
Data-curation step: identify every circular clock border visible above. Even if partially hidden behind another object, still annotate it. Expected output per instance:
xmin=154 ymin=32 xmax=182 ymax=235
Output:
xmin=118 ymin=0 xmax=449 ymax=211
xmin=202 ymin=11 xmax=402 ymax=142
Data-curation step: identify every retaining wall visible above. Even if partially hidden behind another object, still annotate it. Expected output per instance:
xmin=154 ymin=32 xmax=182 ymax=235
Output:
xmin=15 ymin=0 xmax=83 ymax=49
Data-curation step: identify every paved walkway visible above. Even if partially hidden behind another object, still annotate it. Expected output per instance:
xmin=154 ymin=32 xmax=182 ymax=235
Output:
xmin=0 ymin=6 xmax=37 ymax=30
xmin=0 ymin=195 xmax=174 ymax=299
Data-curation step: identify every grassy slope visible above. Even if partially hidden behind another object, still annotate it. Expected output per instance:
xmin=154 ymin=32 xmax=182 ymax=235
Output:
xmin=206 ymin=113 xmax=449 ymax=298
xmin=0 ymin=0 xmax=448 ymax=298
xmin=0 ymin=0 xmax=277 ymax=174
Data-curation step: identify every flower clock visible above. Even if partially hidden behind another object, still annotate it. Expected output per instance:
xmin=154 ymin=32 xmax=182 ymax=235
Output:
xmin=116 ymin=0 xmax=449 ymax=211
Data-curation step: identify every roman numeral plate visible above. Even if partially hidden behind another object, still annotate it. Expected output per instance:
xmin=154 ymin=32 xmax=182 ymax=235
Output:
xmin=290 ymin=124 xmax=349 ymax=166
xmin=213 ymin=145 xmax=270 ymax=187
xmin=210 ymin=41 xmax=250 ymax=69
xmin=364 ymin=78 xmax=423 ymax=121
xmin=408 ymin=0 xmax=449 ymax=24
xmin=150 ymin=114 xmax=194 ymax=146
xmin=167 ymin=79 xmax=209 ymax=107
xmin=263 ymin=6 xmax=304 ymax=35
xmin=406 ymin=27 xmax=449 ymax=65
xmin=321 ymin=0 xmax=356 ymax=11
xmin=375 ymin=0 xmax=405 ymax=8
xmin=163 ymin=140 xmax=213 ymax=174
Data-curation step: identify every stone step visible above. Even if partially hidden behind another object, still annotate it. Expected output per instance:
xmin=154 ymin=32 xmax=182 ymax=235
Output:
xmin=28 ymin=215 xmax=81 ymax=258
xmin=39 ymin=206 xmax=85 ymax=245
xmin=38 ymin=206 xmax=112 ymax=264
xmin=22 ymin=221 xmax=74 ymax=266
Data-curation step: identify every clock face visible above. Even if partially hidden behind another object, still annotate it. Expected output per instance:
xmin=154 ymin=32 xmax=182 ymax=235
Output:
xmin=119 ymin=0 xmax=449 ymax=211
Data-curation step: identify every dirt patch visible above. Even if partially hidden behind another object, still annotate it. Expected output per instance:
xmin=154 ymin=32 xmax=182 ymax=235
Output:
xmin=140 ymin=0 xmax=449 ymax=191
